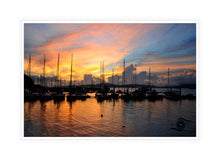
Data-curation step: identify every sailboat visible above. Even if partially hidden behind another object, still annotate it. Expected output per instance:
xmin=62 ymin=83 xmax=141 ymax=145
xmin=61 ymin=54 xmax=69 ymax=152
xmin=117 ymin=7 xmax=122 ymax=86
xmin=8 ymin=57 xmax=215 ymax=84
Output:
xmin=95 ymin=60 xmax=109 ymax=101
xmin=120 ymin=59 xmax=131 ymax=101
xmin=105 ymin=68 xmax=119 ymax=100
xmin=110 ymin=68 xmax=119 ymax=99
xmin=145 ymin=67 xmax=162 ymax=101
xmin=24 ymin=54 xmax=40 ymax=101
xmin=67 ymin=53 xmax=77 ymax=101
xmin=164 ymin=68 xmax=181 ymax=100
xmin=40 ymin=54 xmax=53 ymax=101
xmin=53 ymin=53 xmax=65 ymax=101
xmin=131 ymin=64 xmax=147 ymax=100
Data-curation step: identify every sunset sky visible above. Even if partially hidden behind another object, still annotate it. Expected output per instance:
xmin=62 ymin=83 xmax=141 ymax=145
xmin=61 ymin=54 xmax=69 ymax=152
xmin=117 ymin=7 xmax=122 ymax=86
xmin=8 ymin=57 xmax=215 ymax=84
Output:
xmin=24 ymin=23 xmax=196 ymax=86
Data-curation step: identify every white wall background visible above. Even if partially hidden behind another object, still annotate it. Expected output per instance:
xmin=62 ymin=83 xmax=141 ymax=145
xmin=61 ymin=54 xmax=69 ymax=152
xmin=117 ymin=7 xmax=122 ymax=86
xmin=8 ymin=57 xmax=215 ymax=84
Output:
xmin=0 ymin=0 xmax=219 ymax=160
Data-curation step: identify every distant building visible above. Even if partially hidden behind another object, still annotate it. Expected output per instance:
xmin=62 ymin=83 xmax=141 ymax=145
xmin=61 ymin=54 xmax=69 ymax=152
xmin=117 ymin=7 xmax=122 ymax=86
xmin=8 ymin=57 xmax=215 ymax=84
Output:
xmin=136 ymin=71 xmax=147 ymax=85
xmin=84 ymin=74 xmax=93 ymax=85
xmin=108 ymin=75 xmax=120 ymax=84
xmin=93 ymin=77 xmax=101 ymax=85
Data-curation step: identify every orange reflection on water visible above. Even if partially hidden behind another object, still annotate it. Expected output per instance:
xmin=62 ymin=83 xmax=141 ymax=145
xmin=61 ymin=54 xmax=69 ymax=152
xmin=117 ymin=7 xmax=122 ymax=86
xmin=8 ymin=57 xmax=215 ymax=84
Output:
xmin=24 ymin=94 xmax=196 ymax=137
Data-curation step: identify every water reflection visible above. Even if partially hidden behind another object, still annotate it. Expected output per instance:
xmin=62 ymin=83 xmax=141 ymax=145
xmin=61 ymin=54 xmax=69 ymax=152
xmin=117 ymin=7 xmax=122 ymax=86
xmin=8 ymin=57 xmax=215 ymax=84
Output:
xmin=24 ymin=97 xmax=196 ymax=137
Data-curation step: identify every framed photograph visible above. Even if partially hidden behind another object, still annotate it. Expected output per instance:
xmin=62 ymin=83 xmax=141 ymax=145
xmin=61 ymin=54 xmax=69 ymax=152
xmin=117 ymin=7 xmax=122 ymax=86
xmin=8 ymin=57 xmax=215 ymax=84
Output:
xmin=22 ymin=21 xmax=197 ymax=138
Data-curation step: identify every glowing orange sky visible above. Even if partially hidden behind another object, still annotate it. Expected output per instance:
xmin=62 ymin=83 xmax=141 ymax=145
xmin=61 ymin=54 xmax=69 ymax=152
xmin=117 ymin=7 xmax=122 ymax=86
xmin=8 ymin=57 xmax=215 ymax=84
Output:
xmin=24 ymin=23 xmax=196 ymax=85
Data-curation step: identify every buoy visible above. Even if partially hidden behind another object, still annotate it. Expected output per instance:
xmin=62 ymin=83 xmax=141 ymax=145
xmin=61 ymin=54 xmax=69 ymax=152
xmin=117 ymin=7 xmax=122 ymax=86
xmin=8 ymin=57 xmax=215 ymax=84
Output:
xmin=176 ymin=120 xmax=185 ymax=130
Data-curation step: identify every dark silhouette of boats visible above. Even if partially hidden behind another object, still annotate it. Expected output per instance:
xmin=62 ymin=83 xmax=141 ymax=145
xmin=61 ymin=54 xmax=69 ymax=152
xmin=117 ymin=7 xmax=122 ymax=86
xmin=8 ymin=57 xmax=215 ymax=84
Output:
xmin=181 ymin=94 xmax=196 ymax=100
xmin=110 ymin=91 xmax=119 ymax=99
xmin=24 ymin=55 xmax=41 ymax=101
xmin=120 ymin=92 xmax=132 ymax=101
xmin=95 ymin=92 xmax=107 ymax=101
xmin=67 ymin=53 xmax=77 ymax=102
xmin=145 ymin=68 xmax=163 ymax=101
xmin=131 ymin=90 xmax=146 ymax=100
xmin=67 ymin=92 xmax=77 ymax=101
xmin=130 ymin=64 xmax=144 ymax=100
xmin=39 ymin=88 xmax=53 ymax=102
xmin=146 ymin=90 xmax=163 ymax=101
xmin=95 ymin=85 xmax=109 ymax=101
xmin=164 ymin=91 xmax=181 ymax=100
xmin=164 ymin=68 xmax=181 ymax=100
xmin=70 ymin=87 xmax=90 ymax=100
xmin=40 ymin=93 xmax=53 ymax=101
xmin=24 ymin=89 xmax=40 ymax=101
xmin=76 ymin=90 xmax=88 ymax=100
xmin=116 ymin=90 xmax=122 ymax=94
xmin=53 ymin=53 xmax=65 ymax=101
xmin=24 ymin=53 xmax=196 ymax=103
xmin=110 ymin=68 xmax=119 ymax=99
xmin=104 ymin=91 xmax=119 ymax=100
xmin=120 ymin=59 xmax=132 ymax=101
xmin=53 ymin=91 xmax=65 ymax=101
xmin=95 ymin=61 xmax=111 ymax=101
xmin=39 ymin=54 xmax=53 ymax=101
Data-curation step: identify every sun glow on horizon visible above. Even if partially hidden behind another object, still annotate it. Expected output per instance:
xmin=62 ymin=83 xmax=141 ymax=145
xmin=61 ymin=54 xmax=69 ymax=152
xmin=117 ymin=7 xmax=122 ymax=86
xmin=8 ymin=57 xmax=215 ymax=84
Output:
xmin=24 ymin=23 xmax=196 ymax=86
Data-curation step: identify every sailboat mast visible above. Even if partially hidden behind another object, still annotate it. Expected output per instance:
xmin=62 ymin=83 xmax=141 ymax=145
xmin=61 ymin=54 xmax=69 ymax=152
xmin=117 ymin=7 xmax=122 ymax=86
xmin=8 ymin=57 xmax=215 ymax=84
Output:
xmin=70 ymin=53 xmax=73 ymax=87
xmin=102 ymin=61 xmax=104 ymax=84
xmin=112 ymin=68 xmax=114 ymax=84
xmin=168 ymin=68 xmax=170 ymax=91
xmin=91 ymin=75 xmax=93 ymax=88
xmin=28 ymin=54 xmax=31 ymax=77
xmin=123 ymin=59 xmax=125 ymax=93
xmin=60 ymin=72 xmax=62 ymax=87
xmin=112 ymin=68 xmax=114 ymax=91
xmin=43 ymin=54 xmax=46 ymax=87
xmin=59 ymin=54 xmax=62 ymax=88
xmin=149 ymin=67 xmax=151 ymax=90
xmin=57 ymin=53 xmax=60 ymax=88
xmin=100 ymin=61 xmax=102 ymax=87
xmin=135 ymin=64 xmax=137 ymax=89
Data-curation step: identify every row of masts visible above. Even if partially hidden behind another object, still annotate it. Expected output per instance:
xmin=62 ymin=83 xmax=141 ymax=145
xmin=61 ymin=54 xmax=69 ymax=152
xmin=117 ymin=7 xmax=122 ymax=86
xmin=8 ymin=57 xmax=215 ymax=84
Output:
xmin=70 ymin=53 xmax=73 ymax=87
xmin=27 ymin=53 xmax=63 ymax=88
xmin=100 ymin=61 xmax=104 ymax=86
xmin=27 ymin=54 xmax=171 ymax=89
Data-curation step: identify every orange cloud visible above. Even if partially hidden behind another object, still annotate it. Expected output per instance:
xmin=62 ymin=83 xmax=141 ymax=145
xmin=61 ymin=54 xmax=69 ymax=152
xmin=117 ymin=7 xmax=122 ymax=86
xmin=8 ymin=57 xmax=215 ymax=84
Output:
xmin=25 ymin=24 xmax=157 ymax=81
xmin=24 ymin=23 xmax=196 ymax=85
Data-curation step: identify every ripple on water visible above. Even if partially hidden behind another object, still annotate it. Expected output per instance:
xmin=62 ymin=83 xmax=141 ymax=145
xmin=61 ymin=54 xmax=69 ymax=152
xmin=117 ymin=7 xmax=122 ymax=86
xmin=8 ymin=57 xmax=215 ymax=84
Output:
xmin=24 ymin=97 xmax=196 ymax=137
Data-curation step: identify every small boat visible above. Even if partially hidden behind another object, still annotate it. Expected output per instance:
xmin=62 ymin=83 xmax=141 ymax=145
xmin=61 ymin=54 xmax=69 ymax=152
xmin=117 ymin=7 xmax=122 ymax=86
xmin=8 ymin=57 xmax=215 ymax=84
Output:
xmin=24 ymin=89 xmax=40 ymax=101
xmin=111 ymin=92 xmax=119 ymax=99
xmin=67 ymin=93 xmax=77 ymax=101
xmin=67 ymin=53 xmax=77 ymax=102
xmin=164 ymin=91 xmax=180 ymax=100
xmin=131 ymin=90 xmax=146 ymax=100
xmin=95 ymin=92 xmax=107 ymax=101
xmin=40 ymin=93 xmax=53 ymax=101
xmin=164 ymin=68 xmax=181 ymax=100
xmin=116 ymin=90 xmax=122 ymax=94
xmin=146 ymin=89 xmax=163 ymax=101
xmin=53 ymin=53 xmax=65 ymax=101
xmin=53 ymin=92 xmax=65 ymax=101
xmin=120 ymin=92 xmax=132 ymax=101
xmin=181 ymin=94 xmax=196 ymax=100
xmin=77 ymin=93 xmax=87 ymax=100
xmin=106 ymin=92 xmax=112 ymax=100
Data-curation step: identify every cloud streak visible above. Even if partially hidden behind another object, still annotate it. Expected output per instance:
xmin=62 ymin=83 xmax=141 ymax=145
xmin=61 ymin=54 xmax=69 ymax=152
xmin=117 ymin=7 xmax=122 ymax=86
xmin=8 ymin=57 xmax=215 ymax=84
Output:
xmin=24 ymin=23 xmax=196 ymax=86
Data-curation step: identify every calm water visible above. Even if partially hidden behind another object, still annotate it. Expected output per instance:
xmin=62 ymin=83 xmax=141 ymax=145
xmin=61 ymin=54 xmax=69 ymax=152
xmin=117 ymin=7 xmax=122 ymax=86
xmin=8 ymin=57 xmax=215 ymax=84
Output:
xmin=24 ymin=90 xmax=196 ymax=137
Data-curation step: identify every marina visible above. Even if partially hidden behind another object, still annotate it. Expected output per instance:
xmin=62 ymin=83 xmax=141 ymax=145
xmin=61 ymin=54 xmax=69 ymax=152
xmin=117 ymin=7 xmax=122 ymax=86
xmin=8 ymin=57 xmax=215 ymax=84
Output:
xmin=24 ymin=23 xmax=196 ymax=137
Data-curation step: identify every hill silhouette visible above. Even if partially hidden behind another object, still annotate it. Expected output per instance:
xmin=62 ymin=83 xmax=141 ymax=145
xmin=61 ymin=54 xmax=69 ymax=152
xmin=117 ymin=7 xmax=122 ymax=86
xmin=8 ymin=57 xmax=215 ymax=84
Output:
xmin=24 ymin=74 xmax=34 ymax=89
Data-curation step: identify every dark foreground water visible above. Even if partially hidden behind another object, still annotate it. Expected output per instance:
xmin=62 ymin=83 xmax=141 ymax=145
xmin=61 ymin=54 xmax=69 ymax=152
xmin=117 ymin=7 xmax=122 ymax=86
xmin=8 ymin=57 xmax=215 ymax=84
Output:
xmin=24 ymin=92 xmax=196 ymax=137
